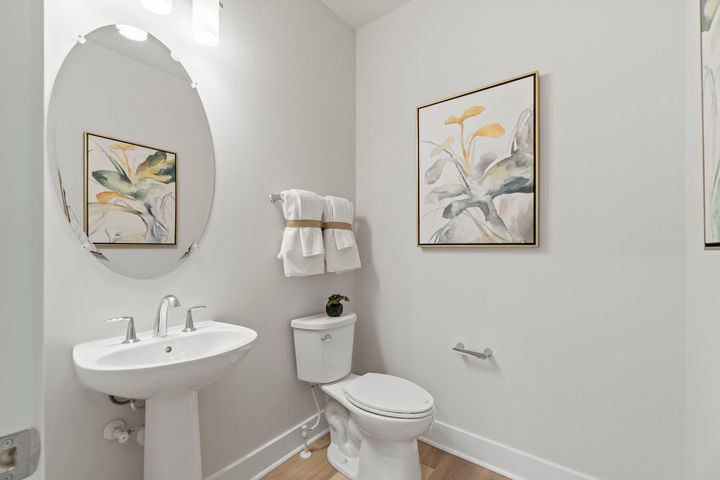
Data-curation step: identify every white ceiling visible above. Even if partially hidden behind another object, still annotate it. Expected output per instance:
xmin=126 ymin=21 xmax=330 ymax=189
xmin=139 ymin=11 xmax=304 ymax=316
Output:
xmin=320 ymin=0 xmax=414 ymax=29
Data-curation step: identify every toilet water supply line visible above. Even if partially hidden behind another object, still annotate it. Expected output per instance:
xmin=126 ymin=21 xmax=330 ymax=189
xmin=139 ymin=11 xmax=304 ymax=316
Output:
xmin=300 ymin=384 xmax=322 ymax=459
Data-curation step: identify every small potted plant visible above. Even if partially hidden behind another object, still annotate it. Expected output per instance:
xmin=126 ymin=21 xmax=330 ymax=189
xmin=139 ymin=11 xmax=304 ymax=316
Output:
xmin=326 ymin=294 xmax=350 ymax=317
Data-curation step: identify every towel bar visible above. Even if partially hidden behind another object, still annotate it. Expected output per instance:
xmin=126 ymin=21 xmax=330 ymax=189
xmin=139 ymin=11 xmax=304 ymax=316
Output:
xmin=269 ymin=193 xmax=282 ymax=202
xmin=452 ymin=343 xmax=493 ymax=360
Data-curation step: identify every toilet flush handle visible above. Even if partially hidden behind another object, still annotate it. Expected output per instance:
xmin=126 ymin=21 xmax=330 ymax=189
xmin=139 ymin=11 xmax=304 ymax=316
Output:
xmin=321 ymin=334 xmax=333 ymax=343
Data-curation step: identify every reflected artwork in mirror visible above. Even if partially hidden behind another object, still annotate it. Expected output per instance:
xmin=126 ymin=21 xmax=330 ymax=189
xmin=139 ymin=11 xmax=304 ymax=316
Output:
xmin=84 ymin=133 xmax=177 ymax=246
xmin=48 ymin=25 xmax=215 ymax=278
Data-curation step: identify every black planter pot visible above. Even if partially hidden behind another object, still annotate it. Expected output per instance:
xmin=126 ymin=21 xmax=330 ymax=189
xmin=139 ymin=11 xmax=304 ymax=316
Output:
xmin=326 ymin=303 xmax=344 ymax=317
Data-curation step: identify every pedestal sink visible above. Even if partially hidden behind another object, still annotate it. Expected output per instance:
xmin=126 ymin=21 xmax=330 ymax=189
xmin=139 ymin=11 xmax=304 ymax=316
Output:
xmin=72 ymin=321 xmax=257 ymax=480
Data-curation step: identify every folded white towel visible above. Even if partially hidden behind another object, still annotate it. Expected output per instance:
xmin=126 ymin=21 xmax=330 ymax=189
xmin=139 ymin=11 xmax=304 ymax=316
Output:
xmin=277 ymin=189 xmax=325 ymax=277
xmin=323 ymin=196 xmax=361 ymax=274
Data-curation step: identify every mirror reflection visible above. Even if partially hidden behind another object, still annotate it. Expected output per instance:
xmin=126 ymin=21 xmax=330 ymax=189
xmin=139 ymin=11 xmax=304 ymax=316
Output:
xmin=47 ymin=25 xmax=215 ymax=278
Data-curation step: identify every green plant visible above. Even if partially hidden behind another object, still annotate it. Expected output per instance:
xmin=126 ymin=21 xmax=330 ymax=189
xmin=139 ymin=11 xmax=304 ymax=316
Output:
xmin=326 ymin=294 xmax=350 ymax=307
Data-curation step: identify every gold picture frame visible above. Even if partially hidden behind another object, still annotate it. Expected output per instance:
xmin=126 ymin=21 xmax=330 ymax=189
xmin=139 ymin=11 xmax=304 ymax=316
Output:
xmin=84 ymin=132 xmax=178 ymax=247
xmin=416 ymin=71 xmax=539 ymax=248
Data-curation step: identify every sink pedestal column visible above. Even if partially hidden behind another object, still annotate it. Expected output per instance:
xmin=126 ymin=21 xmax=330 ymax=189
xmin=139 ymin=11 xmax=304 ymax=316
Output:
xmin=144 ymin=391 xmax=203 ymax=480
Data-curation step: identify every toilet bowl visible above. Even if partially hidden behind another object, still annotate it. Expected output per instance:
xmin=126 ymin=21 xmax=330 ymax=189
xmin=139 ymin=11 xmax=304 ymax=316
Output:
xmin=321 ymin=374 xmax=434 ymax=480
xmin=291 ymin=313 xmax=435 ymax=480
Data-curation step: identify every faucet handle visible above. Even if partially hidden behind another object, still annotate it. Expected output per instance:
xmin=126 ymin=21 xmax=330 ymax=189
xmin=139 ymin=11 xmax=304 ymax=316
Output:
xmin=107 ymin=317 xmax=140 ymax=344
xmin=183 ymin=306 xmax=206 ymax=333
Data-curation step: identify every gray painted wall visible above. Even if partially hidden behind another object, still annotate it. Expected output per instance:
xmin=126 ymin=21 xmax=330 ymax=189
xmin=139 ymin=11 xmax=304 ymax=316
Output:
xmin=43 ymin=1 xmax=355 ymax=479
xmin=355 ymin=1 xmax=685 ymax=479
xmin=0 ymin=0 xmax=44 ymax=477
xmin=684 ymin=0 xmax=720 ymax=478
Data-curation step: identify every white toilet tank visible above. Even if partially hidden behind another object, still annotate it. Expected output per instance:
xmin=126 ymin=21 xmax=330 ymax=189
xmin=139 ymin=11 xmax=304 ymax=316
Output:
xmin=291 ymin=312 xmax=357 ymax=384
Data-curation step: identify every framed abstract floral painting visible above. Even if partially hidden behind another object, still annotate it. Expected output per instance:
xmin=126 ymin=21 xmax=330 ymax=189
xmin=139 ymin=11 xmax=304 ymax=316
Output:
xmin=417 ymin=72 xmax=539 ymax=247
xmin=84 ymin=133 xmax=177 ymax=246
xmin=701 ymin=0 xmax=720 ymax=247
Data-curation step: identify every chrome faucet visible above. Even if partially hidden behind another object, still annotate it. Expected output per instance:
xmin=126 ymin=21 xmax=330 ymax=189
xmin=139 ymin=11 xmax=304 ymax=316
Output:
xmin=154 ymin=295 xmax=181 ymax=338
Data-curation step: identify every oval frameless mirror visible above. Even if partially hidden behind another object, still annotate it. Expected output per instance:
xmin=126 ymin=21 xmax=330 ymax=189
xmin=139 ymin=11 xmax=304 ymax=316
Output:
xmin=47 ymin=25 xmax=215 ymax=279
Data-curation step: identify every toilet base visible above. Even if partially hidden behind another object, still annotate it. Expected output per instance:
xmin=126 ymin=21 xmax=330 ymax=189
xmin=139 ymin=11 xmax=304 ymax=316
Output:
xmin=324 ymin=391 xmax=362 ymax=479
xmin=327 ymin=442 xmax=359 ymax=479
xmin=327 ymin=436 xmax=422 ymax=480
xmin=357 ymin=437 xmax=422 ymax=480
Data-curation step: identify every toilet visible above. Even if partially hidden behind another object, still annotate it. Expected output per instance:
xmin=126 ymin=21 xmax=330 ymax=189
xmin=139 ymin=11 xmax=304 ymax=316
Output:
xmin=291 ymin=312 xmax=434 ymax=480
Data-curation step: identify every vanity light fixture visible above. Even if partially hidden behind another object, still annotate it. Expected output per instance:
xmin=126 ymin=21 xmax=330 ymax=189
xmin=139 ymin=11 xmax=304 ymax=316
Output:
xmin=192 ymin=0 xmax=220 ymax=46
xmin=116 ymin=24 xmax=149 ymax=42
xmin=140 ymin=0 xmax=173 ymax=15
xmin=137 ymin=0 xmax=222 ymax=46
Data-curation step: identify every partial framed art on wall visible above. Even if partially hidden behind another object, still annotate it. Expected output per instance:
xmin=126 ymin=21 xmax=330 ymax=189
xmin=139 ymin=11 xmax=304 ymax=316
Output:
xmin=701 ymin=1 xmax=720 ymax=248
xmin=417 ymin=72 xmax=539 ymax=247
xmin=84 ymin=132 xmax=177 ymax=247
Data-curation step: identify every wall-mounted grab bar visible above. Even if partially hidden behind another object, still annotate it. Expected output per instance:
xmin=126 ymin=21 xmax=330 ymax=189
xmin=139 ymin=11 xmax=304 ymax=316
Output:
xmin=453 ymin=343 xmax=493 ymax=360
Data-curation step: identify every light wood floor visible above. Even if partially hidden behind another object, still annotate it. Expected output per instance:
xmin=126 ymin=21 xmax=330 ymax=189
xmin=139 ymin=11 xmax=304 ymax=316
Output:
xmin=263 ymin=433 xmax=509 ymax=480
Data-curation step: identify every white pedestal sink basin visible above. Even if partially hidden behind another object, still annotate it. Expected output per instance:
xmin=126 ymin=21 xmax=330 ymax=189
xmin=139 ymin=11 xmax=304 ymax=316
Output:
xmin=73 ymin=321 xmax=257 ymax=480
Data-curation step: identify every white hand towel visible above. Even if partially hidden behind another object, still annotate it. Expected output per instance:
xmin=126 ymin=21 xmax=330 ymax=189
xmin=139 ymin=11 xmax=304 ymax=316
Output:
xmin=323 ymin=196 xmax=361 ymax=273
xmin=277 ymin=189 xmax=325 ymax=277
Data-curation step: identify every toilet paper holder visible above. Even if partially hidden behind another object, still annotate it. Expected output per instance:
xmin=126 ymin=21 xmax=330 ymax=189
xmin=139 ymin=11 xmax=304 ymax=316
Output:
xmin=452 ymin=343 xmax=493 ymax=360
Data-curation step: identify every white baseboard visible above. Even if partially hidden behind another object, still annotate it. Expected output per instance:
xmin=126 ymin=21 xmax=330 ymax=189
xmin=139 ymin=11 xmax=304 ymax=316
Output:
xmin=421 ymin=420 xmax=603 ymax=480
xmin=206 ymin=412 xmax=329 ymax=480
xmin=206 ymin=415 xmax=601 ymax=480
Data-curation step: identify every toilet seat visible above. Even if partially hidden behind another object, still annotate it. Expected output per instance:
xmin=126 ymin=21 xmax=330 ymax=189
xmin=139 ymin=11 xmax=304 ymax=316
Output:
xmin=344 ymin=373 xmax=434 ymax=419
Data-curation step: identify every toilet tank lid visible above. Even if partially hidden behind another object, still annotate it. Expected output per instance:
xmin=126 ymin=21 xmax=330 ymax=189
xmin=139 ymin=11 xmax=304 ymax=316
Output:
xmin=291 ymin=312 xmax=357 ymax=331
